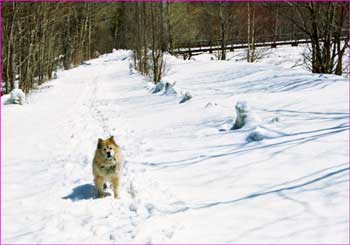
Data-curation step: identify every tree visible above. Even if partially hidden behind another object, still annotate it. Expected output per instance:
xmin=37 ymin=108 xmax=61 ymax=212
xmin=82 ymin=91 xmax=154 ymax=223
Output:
xmin=287 ymin=2 xmax=349 ymax=75
xmin=247 ymin=2 xmax=256 ymax=63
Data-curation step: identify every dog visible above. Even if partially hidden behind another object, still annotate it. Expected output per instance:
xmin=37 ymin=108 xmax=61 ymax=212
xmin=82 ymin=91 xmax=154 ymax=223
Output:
xmin=92 ymin=136 xmax=122 ymax=198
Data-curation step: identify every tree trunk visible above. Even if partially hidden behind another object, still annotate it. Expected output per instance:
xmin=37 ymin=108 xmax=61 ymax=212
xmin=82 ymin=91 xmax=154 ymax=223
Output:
xmin=273 ymin=5 xmax=279 ymax=47
xmin=219 ymin=3 xmax=226 ymax=60
xmin=247 ymin=2 xmax=255 ymax=63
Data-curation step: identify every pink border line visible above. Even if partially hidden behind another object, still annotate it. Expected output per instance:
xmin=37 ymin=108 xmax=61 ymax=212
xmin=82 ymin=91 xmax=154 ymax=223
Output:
xmin=1 ymin=1 xmax=3 ymax=245
xmin=1 ymin=0 xmax=350 ymax=2
xmin=0 ymin=0 xmax=349 ymax=245
xmin=348 ymin=2 xmax=350 ymax=245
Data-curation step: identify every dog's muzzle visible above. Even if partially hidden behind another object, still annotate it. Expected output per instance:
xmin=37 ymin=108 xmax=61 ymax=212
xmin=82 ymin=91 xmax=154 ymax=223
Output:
xmin=106 ymin=155 xmax=113 ymax=160
xmin=105 ymin=149 xmax=115 ymax=160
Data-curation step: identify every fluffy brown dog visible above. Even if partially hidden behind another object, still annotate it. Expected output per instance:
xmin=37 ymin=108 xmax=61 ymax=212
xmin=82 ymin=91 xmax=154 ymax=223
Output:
xmin=92 ymin=136 xmax=122 ymax=198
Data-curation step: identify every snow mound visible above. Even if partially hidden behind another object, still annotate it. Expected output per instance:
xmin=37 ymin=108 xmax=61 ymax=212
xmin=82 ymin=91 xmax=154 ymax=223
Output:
xmin=148 ymin=82 xmax=164 ymax=94
xmin=231 ymin=101 xmax=260 ymax=130
xmin=162 ymin=82 xmax=177 ymax=96
xmin=147 ymin=77 xmax=192 ymax=104
xmin=148 ymin=78 xmax=178 ymax=95
xmin=9 ymin=88 xmax=26 ymax=105
xmin=179 ymin=91 xmax=192 ymax=104
xmin=246 ymin=126 xmax=283 ymax=143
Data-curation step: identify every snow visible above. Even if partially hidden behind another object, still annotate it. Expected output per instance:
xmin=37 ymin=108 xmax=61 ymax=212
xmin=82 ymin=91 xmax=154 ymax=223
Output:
xmin=226 ymin=45 xmax=306 ymax=69
xmin=225 ymin=44 xmax=349 ymax=76
xmin=8 ymin=88 xmax=26 ymax=105
xmin=2 ymin=47 xmax=349 ymax=244
xmin=1 ymin=94 xmax=11 ymax=105
xmin=4 ymin=81 xmax=26 ymax=105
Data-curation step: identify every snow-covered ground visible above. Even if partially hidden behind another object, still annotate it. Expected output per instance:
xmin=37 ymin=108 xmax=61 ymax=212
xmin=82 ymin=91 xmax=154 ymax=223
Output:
xmin=2 ymin=47 xmax=349 ymax=244
xmin=193 ymin=44 xmax=349 ymax=76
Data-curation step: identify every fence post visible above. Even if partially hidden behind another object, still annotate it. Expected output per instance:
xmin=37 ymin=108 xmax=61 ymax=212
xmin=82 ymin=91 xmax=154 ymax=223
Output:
xmin=291 ymin=32 xmax=298 ymax=46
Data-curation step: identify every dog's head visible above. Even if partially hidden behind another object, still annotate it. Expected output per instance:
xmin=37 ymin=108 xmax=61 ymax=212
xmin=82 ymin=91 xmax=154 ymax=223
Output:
xmin=96 ymin=136 xmax=118 ymax=160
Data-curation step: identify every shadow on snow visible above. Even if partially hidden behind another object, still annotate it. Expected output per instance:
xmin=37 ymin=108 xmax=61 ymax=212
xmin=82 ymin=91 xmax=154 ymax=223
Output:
xmin=63 ymin=183 xmax=98 ymax=201
xmin=155 ymin=165 xmax=349 ymax=215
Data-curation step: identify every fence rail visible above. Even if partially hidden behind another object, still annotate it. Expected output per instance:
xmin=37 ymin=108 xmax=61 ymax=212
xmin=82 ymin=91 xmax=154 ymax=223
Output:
xmin=170 ymin=32 xmax=348 ymax=56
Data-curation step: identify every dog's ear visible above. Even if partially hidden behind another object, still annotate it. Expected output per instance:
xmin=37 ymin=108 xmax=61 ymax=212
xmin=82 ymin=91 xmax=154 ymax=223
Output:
xmin=97 ymin=138 xmax=103 ymax=149
xmin=108 ymin=135 xmax=117 ymax=145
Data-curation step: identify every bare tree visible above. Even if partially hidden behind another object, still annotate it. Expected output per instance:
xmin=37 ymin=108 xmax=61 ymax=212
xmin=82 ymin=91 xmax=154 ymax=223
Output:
xmin=287 ymin=2 xmax=349 ymax=75
xmin=247 ymin=2 xmax=257 ymax=63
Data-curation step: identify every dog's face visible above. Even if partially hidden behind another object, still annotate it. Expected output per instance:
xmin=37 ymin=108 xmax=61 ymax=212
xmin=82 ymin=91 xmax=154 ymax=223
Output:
xmin=96 ymin=136 xmax=118 ymax=160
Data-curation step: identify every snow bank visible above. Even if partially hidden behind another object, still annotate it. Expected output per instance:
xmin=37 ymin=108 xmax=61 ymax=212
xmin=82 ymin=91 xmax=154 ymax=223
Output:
xmin=4 ymin=81 xmax=26 ymax=105
xmin=146 ymin=77 xmax=192 ymax=104
xmin=9 ymin=88 xmax=26 ymax=105
xmin=226 ymin=43 xmax=349 ymax=75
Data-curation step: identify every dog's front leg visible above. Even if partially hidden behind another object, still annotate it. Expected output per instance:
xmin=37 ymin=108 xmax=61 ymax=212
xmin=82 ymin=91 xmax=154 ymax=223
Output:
xmin=111 ymin=176 xmax=120 ymax=199
xmin=94 ymin=175 xmax=107 ymax=198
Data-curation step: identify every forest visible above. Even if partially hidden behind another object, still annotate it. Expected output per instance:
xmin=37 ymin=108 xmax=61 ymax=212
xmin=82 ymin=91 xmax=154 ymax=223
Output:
xmin=2 ymin=2 xmax=349 ymax=93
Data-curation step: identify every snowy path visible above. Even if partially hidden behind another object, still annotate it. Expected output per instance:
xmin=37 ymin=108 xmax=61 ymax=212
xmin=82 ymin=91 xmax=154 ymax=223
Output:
xmin=2 ymin=50 xmax=349 ymax=243
xmin=2 ymin=51 xmax=147 ymax=243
